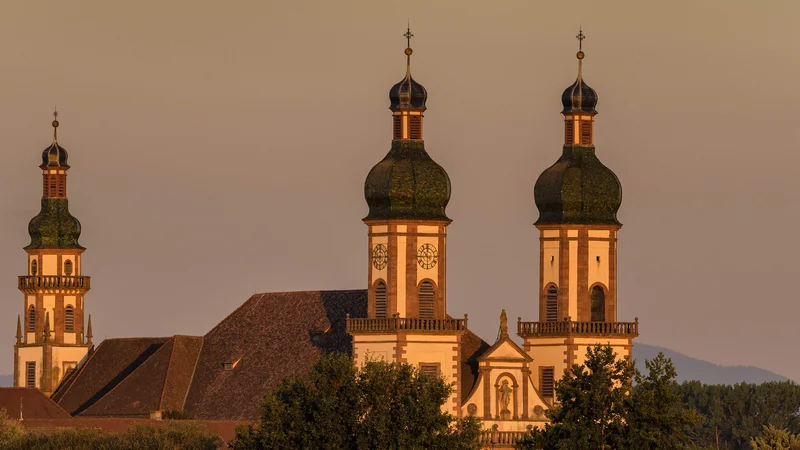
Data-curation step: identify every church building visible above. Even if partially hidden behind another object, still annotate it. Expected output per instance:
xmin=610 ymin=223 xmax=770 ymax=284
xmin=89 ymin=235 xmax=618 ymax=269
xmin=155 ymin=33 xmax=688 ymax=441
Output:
xmin=12 ymin=30 xmax=638 ymax=440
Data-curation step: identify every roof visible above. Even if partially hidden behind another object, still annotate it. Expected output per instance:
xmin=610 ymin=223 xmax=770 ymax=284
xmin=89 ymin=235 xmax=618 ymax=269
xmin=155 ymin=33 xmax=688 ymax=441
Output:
xmin=0 ymin=388 xmax=71 ymax=420
xmin=25 ymin=198 xmax=84 ymax=250
xmin=52 ymin=289 xmax=490 ymax=420
xmin=183 ymin=290 xmax=367 ymax=420
xmin=364 ymin=140 xmax=452 ymax=222
xmin=53 ymin=337 xmax=171 ymax=415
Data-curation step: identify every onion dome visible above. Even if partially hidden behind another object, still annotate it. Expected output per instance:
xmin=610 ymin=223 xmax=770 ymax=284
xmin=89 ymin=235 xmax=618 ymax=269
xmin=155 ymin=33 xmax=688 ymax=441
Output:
xmin=25 ymin=114 xmax=84 ymax=250
xmin=389 ymin=48 xmax=427 ymax=110
xmin=364 ymin=140 xmax=451 ymax=221
xmin=535 ymin=29 xmax=621 ymax=226
xmin=364 ymin=27 xmax=450 ymax=222
xmin=41 ymin=116 xmax=69 ymax=168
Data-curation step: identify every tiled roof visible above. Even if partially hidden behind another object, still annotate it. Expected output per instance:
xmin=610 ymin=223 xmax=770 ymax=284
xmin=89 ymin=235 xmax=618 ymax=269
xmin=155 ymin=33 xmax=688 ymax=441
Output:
xmin=52 ymin=289 xmax=489 ymax=420
xmin=0 ymin=388 xmax=71 ymax=420
xmin=183 ymin=290 xmax=367 ymax=420
xmin=78 ymin=336 xmax=202 ymax=417
xmin=54 ymin=337 xmax=170 ymax=415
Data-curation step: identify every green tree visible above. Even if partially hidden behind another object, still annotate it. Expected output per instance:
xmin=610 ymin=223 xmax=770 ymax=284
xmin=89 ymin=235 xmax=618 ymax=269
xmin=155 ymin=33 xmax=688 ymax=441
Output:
xmin=750 ymin=425 xmax=800 ymax=450
xmin=515 ymin=344 xmax=633 ymax=450
xmin=231 ymin=353 xmax=481 ymax=450
xmin=625 ymin=352 xmax=699 ymax=449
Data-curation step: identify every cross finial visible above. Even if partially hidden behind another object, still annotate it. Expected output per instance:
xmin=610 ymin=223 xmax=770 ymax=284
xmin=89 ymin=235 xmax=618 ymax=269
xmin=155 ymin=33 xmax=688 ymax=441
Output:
xmin=53 ymin=108 xmax=58 ymax=121
xmin=404 ymin=22 xmax=414 ymax=49
xmin=576 ymin=27 xmax=585 ymax=51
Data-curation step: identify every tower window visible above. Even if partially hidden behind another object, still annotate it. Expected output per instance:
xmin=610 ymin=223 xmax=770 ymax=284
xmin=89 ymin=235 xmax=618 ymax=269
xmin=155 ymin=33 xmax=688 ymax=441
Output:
xmin=31 ymin=260 xmax=37 ymax=276
xmin=418 ymin=281 xmax=435 ymax=318
xmin=65 ymin=305 xmax=74 ymax=332
xmin=580 ymin=120 xmax=592 ymax=145
xmin=409 ymin=115 xmax=422 ymax=140
xmin=419 ymin=363 xmax=440 ymax=378
xmin=591 ymin=286 xmax=606 ymax=322
xmin=545 ymin=285 xmax=558 ymax=322
xmin=26 ymin=362 xmax=36 ymax=388
xmin=564 ymin=119 xmax=574 ymax=145
xmin=541 ymin=367 xmax=555 ymax=398
xmin=392 ymin=116 xmax=402 ymax=140
xmin=28 ymin=306 xmax=36 ymax=332
xmin=64 ymin=259 xmax=73 ymax=276
xmin=374 ymin=281 xmax=387 ymax=318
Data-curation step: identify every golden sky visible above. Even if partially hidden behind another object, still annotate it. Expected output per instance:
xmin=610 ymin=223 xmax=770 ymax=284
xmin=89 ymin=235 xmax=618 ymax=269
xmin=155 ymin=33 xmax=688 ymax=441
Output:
xmin=0 ymin=0 xmax=798 ymax=379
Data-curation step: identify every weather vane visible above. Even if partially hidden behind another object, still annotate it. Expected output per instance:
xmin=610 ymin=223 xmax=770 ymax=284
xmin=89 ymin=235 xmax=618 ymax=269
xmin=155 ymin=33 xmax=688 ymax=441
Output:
xmin=404 ymin=22 xmax=413 ymax=48
xmin=576 ymin=27 xmax=585 ymax=51
xmin=53 ymin=107 xmax=58 ymax=122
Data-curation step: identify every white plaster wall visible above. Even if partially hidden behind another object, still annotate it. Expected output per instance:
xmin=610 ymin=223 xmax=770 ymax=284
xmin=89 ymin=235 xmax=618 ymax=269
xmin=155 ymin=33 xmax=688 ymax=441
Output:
xmin=43 ymin=295 xmax=55 ymax=328
xmin=51 ymin=346 xmax=90 ymax=385
xmin=541 ymin=239 xmax=559 ymax=293
xmin=417 ymin=225 xmax=438 ymax=234
xmin=588 ymin=240 xmax=610 ymax=289
xmin=17 ymin=347 xmax=43 ymax=388
xmin=42 ymin=255 xmax=57 ymax=276
xmin=568 ymin=240 xmax=578 ymax=319
xmin=396 ymin=235 xmax=406 ymax=317
xmin=63 ymin=333 xmax=76 ymax=344
xmin=369 ymin=235 xmax=388 ymax=285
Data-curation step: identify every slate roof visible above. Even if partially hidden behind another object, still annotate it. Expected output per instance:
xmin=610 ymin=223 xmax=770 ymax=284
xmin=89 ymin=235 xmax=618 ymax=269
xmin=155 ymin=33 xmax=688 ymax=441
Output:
xmin=52 ymin=289 xmax=489 ymax=420
xmin=0 ymin=388 xmax=71 ymax=420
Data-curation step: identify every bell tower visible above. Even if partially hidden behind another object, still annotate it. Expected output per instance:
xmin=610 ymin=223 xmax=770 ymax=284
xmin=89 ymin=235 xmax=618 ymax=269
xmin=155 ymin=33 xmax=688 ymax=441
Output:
xmin=348 ymin=28 xmax=467 ymax=415
xmin=14 ymin=113 xmax=93 ymax=395
xmin=518 ymin=31 xmax=638 ymax=401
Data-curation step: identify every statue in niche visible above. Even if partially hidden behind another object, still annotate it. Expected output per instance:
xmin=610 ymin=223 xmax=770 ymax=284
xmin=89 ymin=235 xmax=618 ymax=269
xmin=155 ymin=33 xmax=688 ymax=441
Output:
xmin=499 ymin=379 xmax=513 ymax=420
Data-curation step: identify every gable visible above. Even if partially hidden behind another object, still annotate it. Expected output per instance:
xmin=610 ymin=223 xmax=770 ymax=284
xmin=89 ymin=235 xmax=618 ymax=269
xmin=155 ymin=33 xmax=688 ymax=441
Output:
xmin=478 ymin=339 xmax=531 ymax=361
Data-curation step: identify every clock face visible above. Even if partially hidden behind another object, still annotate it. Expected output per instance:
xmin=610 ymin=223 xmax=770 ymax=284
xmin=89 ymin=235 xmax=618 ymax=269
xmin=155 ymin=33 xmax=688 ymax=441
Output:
xmin=417 ymin=243 xmax=438 ymax=270
xmin=372 ymin=244 xmax=388 ymax=270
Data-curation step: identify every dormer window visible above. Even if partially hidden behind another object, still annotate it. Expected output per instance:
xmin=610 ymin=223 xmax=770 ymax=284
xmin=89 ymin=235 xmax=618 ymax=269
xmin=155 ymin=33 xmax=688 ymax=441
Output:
xmin=222 ymin=362 xmax=233 ymax=371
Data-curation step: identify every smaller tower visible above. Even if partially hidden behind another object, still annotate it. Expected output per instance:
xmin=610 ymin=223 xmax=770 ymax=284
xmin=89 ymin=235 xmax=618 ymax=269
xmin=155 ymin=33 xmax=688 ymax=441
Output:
xmin=14 ymin=113 xmax=93 ymax=395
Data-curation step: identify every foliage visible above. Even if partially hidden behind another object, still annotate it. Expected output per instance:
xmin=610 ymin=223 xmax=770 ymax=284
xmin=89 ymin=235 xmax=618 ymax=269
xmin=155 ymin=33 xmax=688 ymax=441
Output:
xmin=625 ymin=352 xmax=699 ymax=449
xmin=0 ymin=420 xmax=222 ymax=450
xmin=161 ymin=409 xmax=191 ymax=420
xmin=515 ymin=345 xmax=697 ymax=450
xmin=231 ymin=353 xmax=481 ymax=450
xmin=679 ymin=380 xmax=800 ymax=449
xmin=750 ymin=425 xmax=800 ymax=450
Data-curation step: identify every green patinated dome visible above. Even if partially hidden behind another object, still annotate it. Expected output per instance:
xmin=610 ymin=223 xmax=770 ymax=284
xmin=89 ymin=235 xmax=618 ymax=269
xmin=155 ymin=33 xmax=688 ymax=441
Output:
xmin=534 ymin=145 xmax=621 ymax=226
xmin=364 ymin=140 xmax=451 ymax=221
xmin=25 ymin=198 xmax=84 ymax=250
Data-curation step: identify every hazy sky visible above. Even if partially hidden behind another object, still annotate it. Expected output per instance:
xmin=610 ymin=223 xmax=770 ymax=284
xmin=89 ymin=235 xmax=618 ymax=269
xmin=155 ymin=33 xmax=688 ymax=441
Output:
xmin=1 ymin=1 xmax=798 ymax=380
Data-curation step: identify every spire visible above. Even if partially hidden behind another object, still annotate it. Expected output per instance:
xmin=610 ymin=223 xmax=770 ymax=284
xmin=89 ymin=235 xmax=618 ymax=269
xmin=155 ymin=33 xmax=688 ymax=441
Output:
xmin=16 ymin=315 xmax=22 ymax=344
xmin=52 ymin=108 xmax=59 ymax=144
xmin=576 ymin=28 xmax=585 ymax=81
xmin=498 ymin=309 xmax=509 ymax=340
xmin=43 ymin=312 xmax=51 ymax=343
xmin=87 ymin=314 xmax=93 ymax=345
xmin=404 ymin=23 xmax=414 ymax=78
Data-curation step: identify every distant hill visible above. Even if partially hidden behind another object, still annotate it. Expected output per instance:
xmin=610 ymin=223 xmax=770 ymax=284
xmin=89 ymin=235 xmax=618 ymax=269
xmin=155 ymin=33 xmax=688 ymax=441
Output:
xmin=0 ymin=374 xmax=11 ymax=387
xmin=633 ymin=343 xmax=790 ymax=385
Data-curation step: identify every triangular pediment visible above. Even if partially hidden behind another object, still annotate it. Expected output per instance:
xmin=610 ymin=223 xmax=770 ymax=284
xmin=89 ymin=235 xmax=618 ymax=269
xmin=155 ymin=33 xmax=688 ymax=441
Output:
xmin=478 ymin=338 xmax=532 ymax=362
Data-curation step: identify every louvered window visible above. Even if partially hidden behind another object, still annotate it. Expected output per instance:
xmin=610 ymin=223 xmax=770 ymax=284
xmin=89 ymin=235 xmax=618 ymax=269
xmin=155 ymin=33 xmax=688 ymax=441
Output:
xmin=28 ymin=306 xmax=36 ymax=332
xmin=564 ymin=120 xmax=574 ymax=144
xmin=419 ymin=281 xmax=435 ymax=318
xmin=545 ymin=285 xmax=558 ymax=322
xmin=409 ymin=116 xmax=422 ymax=139
xmin=375 ymin=282 xmax=387 ymax=318
xmin=26 ymin=362 xmax=36 ymax=388
xmin=580 ymin=120 xmax=592 ymax=145
xmin=64 ymin=259 xmax=73 ymax=276
xmin=591 ymin=286 xmax=606 ymax=322
xmin=393 ymin=116 xmax=402 ymax=140
xmin=541 ymin=367 xmax=555 ymax=398
xmin=420 ymin=364 xmax=439 ymax=378
xmin=31 ymin=260 xmax=37 ymax=276
xmin=65 ymin=305 xmax=74 ymax=332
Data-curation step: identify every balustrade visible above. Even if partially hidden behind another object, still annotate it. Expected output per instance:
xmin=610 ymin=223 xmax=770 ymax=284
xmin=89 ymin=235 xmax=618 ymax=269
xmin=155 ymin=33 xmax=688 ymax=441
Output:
xmin=18 ymin=275 xmax=91 ymax=292
xmin=346 ymin=314 xmax=468 ymax=333
xmin=517 ymin=317 xmax=638 ymax=337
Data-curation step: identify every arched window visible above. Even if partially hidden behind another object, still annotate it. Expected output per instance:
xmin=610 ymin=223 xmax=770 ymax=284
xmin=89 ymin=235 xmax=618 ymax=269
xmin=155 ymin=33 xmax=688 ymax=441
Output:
xmin=31 ymin=260 xmax=37 ymax=276
xmin=65 ymin=305 xmax=74 ymax=332
xmin=27 ymin=306 xmax=35 ymax=332
xmin=419 ymin=281 xmax=435 ymax=318
xmin=545 ymin=285 xmax=558 ymax=322
xmin=374 ymin=282 xmax=387 ymax=318
xmin=64 ymin=260 xmax=73 ymax=276
xmin=591 ymin=286 xmax=606 ymax=322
